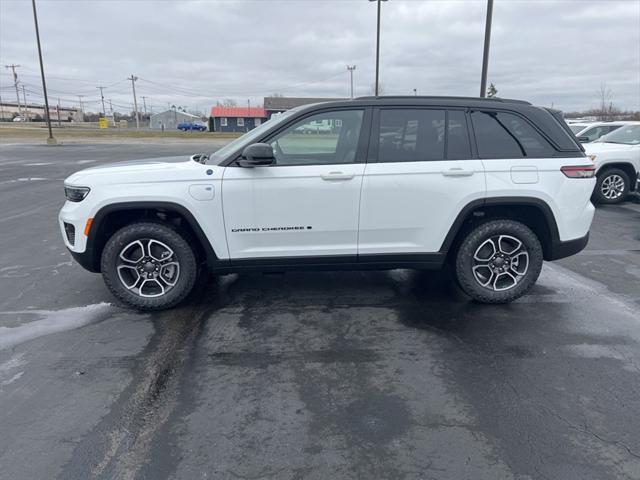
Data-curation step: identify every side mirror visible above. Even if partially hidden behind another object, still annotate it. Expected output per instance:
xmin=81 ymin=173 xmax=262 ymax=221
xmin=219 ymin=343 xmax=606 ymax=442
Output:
xmin=238 ymin=143 xmax=275 ymax=167
xmin=577 ymin=136 xmax=590 ymax=143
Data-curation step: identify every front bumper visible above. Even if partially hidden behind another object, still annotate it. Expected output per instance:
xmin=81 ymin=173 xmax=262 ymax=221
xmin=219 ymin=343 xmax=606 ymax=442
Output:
xmin=60 ymin=200 xmax=101 ymax=272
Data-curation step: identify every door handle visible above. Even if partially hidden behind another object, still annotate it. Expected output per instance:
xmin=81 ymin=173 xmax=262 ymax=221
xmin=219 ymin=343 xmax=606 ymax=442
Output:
xmin=321 ymin=171 xmax=355 ymax=181
xmin=442 ymin=168 xmax=474 ymax=177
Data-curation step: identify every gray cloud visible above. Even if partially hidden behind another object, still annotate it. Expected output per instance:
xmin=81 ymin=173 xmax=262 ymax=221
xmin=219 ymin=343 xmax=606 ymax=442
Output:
xmin=1 ymin=0 xmax=638 ymax=114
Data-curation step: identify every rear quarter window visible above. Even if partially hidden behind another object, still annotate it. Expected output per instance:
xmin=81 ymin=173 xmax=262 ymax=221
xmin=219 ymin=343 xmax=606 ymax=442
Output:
xmin=471 ymin=111 xmax=556 ymax=159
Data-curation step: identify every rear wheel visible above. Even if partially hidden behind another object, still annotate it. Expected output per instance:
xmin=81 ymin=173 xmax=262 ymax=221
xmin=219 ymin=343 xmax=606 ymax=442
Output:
xmin=592 ymin=168 xmax=629 ymax=204
xmin=454 ymin=219 xmax=543 ymax=304
xmin=101 ymin=222 xmax=197 ymax=311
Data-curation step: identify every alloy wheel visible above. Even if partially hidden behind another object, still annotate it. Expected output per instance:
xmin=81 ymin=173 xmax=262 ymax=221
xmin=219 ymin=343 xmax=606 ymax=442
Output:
xmin=472 ymin=235 xmax=529 ymax=292
xmin=600 ymin=174 xmax=625 ymax=200
xmin=116 ymin=238 xmax=180 ymax=297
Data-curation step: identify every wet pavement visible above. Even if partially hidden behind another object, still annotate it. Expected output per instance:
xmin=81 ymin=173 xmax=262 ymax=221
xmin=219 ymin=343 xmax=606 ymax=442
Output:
xmin=0 ymin=143 xmax=639 ymax=480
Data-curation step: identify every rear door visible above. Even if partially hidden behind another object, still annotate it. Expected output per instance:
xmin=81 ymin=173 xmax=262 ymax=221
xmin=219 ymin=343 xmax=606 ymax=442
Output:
xmin=358 ymin=108 xmax=486 ymax=255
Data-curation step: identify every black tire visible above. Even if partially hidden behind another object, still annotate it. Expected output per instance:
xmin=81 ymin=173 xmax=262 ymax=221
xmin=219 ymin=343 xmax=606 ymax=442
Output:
xmin=454 ymin=219 xmax=543 ymax=304
xmin=592 ymin=168 xmax=629 ymax=205
xmin=101 ymin=222 xmax=197 ymax=311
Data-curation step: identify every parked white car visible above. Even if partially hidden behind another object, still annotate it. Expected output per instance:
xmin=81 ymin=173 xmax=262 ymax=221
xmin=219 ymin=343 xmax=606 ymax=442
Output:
xmin=584 ymin=122 xmax=640 ymax=203
xmin=574 ymin=122 xmax=633 ymax=143
xmin=568 ymin=122 xmax=594 ymax=135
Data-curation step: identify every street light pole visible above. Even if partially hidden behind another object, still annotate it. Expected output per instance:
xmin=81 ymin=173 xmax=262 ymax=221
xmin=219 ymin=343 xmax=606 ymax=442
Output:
xmin=347 ymin=65 xmax=356 ymax=99
xmin=368 ymin=0 xmax=387 ymax=96
xmin=479 ymin=0 xmax=494 ymax=98
xmin=31 ymin=0 xmax=55 ymax=143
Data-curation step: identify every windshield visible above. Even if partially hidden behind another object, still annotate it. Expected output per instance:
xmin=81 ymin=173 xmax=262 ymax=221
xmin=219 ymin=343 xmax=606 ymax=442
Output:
xmin=209 ymin=109 xmax=300 ymax=164
xmin=569 ymin=125 xmax=586 ymax=134
xmin=596 ymin=124 xmax=640 ymax=145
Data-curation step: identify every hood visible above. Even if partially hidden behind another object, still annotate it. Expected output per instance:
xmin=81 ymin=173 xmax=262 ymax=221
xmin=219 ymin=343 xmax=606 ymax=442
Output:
xmin=65 ymin=155 xmax=215 ymax=186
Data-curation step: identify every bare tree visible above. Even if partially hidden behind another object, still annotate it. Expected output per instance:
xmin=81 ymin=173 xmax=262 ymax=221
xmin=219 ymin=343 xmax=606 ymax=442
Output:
xmin=269 ymin=93 xmax=284 ymax=98
xmin=486 ymin=83 xmax=498 ymax=98
xmin=595 ymin=82 xmax=615 ymax=121
xmin=222 ymin=99 xmax=237 ymax=107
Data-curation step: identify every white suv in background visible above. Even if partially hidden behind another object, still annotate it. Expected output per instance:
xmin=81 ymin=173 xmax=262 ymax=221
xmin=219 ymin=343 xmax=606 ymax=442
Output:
xmin=60 ymin=96 xmax=596 ymax=310
xmin=584 ymin=122 xmax=640 ymax=203
xmin=574 ymin=121 xmax=632 ymax=143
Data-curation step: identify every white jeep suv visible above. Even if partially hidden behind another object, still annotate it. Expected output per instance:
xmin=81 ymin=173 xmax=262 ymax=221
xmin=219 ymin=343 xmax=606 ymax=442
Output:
xmin=583 ymin=122 xmax=640 ymax=204
xmin=60 ymin=97 xmax=596 ymax=310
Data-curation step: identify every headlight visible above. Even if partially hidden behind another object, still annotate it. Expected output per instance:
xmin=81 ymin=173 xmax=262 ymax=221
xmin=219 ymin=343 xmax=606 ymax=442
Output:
xmin=64 ymin=185 xmax=90 ymax=202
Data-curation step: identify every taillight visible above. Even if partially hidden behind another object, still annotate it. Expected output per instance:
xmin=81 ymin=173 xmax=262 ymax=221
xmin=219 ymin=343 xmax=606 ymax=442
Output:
xmin=561 ymin=165 xmax=595 ymax=178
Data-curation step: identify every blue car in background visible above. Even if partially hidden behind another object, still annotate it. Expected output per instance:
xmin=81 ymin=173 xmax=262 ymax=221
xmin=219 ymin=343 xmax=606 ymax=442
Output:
xmin=177 ymin=121 xmax=207 ymax=131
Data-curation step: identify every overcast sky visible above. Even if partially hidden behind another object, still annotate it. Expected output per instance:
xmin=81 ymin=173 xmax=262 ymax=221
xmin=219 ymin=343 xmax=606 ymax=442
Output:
xmin=1 ymin=0 xmax=638 ymax=115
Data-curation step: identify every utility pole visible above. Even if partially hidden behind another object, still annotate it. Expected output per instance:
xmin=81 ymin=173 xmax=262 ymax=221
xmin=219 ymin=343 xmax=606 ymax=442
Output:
xmin=127 ymin=74 xmax=140 ymax=129
xmin=77 ymin=95 xmax=84 ymax=121
xmin=21 ymin=85 xmax=29 ymax=120
xmin=108 ymin=99 xmax=115 ymax=126
xmin=479 ymin=0 xmax=494 ymax=98
xmin=31 ymin=0 xmax=55 ymax=143
xmin=56 ymin=98 xmax=61 ymax=126
xmin=413 ymin=88 xmax=417 ymax=96
xmin=97 ymin=86 xmax=106 ymax=116
xmin=347 ymin=65 xmax=356 ymax=99
xmin=141 ymin=96 xmax=147 ymax=116
xmin=368 ymin=0 xmax=387 ymax=96
xmin=5 ymin=64 xmax=22 ymax=117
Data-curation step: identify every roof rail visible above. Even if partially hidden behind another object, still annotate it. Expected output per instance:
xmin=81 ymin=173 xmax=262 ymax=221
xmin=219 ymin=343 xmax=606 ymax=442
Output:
xmin=354 ymin=95 xmax=531 ymax=105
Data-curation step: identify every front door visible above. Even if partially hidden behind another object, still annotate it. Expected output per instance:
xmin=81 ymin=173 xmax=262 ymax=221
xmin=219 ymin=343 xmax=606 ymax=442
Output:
xmin=222 ymin=108 xmax=370 ymax=260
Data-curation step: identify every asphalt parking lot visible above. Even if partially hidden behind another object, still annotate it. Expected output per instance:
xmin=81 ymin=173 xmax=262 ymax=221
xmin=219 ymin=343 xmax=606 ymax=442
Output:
xmin=1 ymin=142 xmax=639 ymax=480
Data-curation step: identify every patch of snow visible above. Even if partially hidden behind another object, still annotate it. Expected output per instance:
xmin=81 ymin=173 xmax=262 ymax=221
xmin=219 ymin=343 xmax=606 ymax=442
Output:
xmin=0 ymin=177 xmax=49 ymax=185
xmin=0 ymin=303 xmax=113 ymax=351
xmin=1 ymin=371 xmax=24 ymax=387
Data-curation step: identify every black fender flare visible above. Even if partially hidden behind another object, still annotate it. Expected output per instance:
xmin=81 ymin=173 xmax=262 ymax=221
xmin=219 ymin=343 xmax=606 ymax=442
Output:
xmin=81 ymin=201 xmax=219 ymax=272
xmin=439 ymin=197 xmax=561 ymax=258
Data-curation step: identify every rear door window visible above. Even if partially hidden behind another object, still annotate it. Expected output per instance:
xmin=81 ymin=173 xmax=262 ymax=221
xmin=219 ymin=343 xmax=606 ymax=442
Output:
xmin=378 ymin=109 xmax=445 ymax=162
xmin=471 ymin=111 xmax=555 ymax=158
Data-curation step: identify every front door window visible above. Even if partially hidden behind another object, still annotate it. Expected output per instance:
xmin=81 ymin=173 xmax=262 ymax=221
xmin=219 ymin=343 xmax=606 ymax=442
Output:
xmin=269 ymin=110 xmax=364 ymax=165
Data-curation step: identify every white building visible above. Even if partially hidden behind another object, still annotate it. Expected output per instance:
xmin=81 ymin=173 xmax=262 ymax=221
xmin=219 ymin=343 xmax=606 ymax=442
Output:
xmin=0 ymin=101 xmax=82 ymax=122
xmin=149 ymin=110 xmax=201 ymax=130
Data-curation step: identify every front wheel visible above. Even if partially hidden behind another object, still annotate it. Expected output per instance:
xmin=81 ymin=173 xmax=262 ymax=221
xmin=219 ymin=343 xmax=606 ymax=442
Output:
xmin=454 ymin=219 xmax=543 ymax=304
xmin=101 ymin=222 xmax=198 ymax=311
xmin=592 ymin=168 xmax=629 ymax=204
